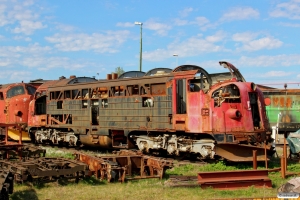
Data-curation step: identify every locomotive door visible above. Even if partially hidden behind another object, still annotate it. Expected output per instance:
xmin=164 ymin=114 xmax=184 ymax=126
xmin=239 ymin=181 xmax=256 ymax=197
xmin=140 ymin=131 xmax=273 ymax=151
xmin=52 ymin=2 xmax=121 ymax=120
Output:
xmin=176 ymin=79 xmax=187 ymax=114
xmin=171 ymin=78 xmax=187 ymax=130
xmin=91 ymin=100 xmax=99 ymax=125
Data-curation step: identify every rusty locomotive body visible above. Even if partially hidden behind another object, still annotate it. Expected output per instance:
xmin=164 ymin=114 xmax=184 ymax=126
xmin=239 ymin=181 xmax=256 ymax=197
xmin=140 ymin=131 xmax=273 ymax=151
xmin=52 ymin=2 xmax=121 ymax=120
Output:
xmin=25 ymin=61 xmax=272 ymax=161
xmin=0 ymin=82 xmax=38 ymax=140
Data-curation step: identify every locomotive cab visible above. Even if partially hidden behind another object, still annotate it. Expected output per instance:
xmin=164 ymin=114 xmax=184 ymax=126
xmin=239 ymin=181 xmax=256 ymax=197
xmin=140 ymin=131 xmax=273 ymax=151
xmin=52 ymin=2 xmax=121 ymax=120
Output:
xmin=210 ymin=83 xmax=267 ymax=144
xmin=0 ymin=83 xmax=37 ymax=140
xmin=1 ymin=84 xmax=36 ymax=125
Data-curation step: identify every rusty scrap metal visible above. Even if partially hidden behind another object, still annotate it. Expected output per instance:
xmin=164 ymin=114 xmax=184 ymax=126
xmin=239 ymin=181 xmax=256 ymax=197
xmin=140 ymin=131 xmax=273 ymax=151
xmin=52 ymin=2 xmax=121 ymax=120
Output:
xmin=0 ymin=157 xmax=88 ymax=183
xmin=0 ymin=145 xmax=46 ymax=161
xmin=20 ymin=145 xmax=46 ymax=160
xmin=74 ymin=151 xmax=127 ymax=183
xmin=0 ymin=123 xmax=46 ymax=161
xmin=215 ymin=143 xmax=270 ymax=162
xmin=198 ymin=169 xmax=272 ymax=190
xmin=0 ymin=169 xmax=13 ymax=200
xmin=252 ymin=150 xmax=257 ymax=169
xmin=73 ymin=151 xmax=173 ymax=183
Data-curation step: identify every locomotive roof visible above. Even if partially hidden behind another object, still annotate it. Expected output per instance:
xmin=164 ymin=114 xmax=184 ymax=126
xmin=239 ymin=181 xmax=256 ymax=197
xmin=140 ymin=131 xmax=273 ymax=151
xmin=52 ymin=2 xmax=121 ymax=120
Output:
xmin=0 ymin=82 xmax=34 ymax=90
xmin=118 ymin=71 xmax=146 ymax=79
xmin=47 ymin=72 xmax=175 ymax=90
xmin=260 ymin=88 xmax=300 ymax=94
xmin=36 ymin=77 xmax=98 ymax=90
xmin=39 ymin=61 xmax=244 ymax=91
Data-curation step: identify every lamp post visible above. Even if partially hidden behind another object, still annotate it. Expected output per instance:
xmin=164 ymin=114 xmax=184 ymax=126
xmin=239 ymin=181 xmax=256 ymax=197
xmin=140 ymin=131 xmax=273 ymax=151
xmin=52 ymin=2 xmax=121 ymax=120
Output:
xmin=173 ymin=54 xmax=178 ymax=67
xmin=135 ymin=21 xmax=143 ymax=71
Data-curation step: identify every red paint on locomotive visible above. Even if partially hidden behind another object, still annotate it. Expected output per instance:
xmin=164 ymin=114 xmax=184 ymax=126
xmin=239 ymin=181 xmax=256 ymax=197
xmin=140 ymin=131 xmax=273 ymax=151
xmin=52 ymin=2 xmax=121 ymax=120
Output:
xmin=0 ymin=83 xmax=38 ymax=140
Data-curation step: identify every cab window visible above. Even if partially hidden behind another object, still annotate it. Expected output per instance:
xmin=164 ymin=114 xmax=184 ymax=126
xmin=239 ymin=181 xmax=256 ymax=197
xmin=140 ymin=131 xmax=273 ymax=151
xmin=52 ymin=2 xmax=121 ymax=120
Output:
xmin=26 ymin=85 xmax=37 ymax=95
xmin=7 ymin=86 xmax=25 ymax=98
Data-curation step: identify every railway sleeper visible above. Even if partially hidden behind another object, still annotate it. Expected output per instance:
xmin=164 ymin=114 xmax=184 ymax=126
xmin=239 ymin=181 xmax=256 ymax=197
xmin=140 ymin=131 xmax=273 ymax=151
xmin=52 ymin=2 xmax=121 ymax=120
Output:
xmin=134 ymin=134 xmax=215 ymax=159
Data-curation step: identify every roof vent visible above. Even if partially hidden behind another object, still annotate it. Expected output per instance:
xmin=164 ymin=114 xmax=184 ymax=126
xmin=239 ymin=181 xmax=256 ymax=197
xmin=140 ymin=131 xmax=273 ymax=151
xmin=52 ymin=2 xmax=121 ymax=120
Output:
xmin=154 ymin=71 xmax=166 ymax=76
xmin=112 ymin=73 xmax=118 ymax=79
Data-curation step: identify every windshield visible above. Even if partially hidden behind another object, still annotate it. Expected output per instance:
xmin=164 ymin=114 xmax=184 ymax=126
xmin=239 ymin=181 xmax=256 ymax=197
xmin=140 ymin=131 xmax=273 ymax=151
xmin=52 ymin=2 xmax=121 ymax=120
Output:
xmin=6 ymin=85 xmax=25 ymax=98
xmin=26 ymin=85 xmax=37 ymax=95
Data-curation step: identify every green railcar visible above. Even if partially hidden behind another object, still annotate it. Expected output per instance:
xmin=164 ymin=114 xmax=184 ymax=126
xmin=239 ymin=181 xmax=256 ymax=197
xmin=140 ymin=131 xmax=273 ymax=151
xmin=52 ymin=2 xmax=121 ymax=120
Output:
xmin=262 ymin=89 xmax=300 ymax=143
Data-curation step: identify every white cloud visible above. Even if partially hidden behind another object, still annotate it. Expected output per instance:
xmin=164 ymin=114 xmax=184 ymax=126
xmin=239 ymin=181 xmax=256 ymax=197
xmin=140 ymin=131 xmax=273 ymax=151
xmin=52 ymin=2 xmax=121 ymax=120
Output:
xmin=12 ymin=20 xmax=46 ymax=35
xmin=205 ymin=31 xmax=227 ymax=43
xmin=0 ymin=58 xmax=12 ymax=67
xmin=270 ymin=0 xmax=300 ymax=19
xmin=22 ymin=56 xmax=70 ymax=69
xmin=11 ymin=9 xmax=39 ymax=21
xmin=194 ymin=16 xmax=210 ymax=26
xmin=232 ymin=32 xmax=259 ymax=42
xmin=179 ymin=7 xmax=194 ymax=18
xmin=238 ymin=37 xmax=283 ymax=51
xmin=237 ymin=54 xmax=300 ymax=67
xmin=143 ymin=34 xmax=224 ymax=61
xmin=22 ymin=56 xmax=98 ymax=72
xmin=13 ymin=35 xmax=32 ymax=41
xmin=178 ymin=54 xmax=300 ymax=75
xmin=190 ymin=16 xmax=216 ymax=31
xmin=22 ymin=0 xmax=34 ymax=7
xmin=232 ymin=32 xmax=283 ymax=52
xmin=173 ymin=18 xmax=188 ymax=26
xmin=45 ymin=31 xmax=130 ymax=53
xmin=0 ymin=0 xmax=46 ymax=34
xmin=55 ymin=23 xmax=77 ymax=32
xmin=261 ymin=71 xmax=292 ymax=77
xmin=0 ymin=70 xmax=32 ymax=82
xmin=0 ymin=44 xmax=52 ymax=60
xmin=0 ymin=4 xmax=9 ymax=26
xmin=116 ymin=22 xmax=135 ymax=27
xmin=278 ymin=22 xmax=300 ymax=27
xmin=220 ymin=7 xmax=260 ymax=22
xmin=144 ymin=19 xmax=172 ymax=36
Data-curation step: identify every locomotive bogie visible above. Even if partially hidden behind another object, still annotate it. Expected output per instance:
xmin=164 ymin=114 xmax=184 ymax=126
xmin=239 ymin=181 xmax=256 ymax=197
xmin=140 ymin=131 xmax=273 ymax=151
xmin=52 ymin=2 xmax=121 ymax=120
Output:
xmin=34 ymin=129 xmax=78 ymax=146
xmin=135 ymin=134 xmax=215 ymax=158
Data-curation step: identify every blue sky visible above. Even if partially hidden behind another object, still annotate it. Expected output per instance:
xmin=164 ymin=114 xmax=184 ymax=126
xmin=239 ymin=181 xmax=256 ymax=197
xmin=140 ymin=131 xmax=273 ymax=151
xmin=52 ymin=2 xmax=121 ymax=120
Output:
xmin=1 ymin=0 xmax=300 ymax=89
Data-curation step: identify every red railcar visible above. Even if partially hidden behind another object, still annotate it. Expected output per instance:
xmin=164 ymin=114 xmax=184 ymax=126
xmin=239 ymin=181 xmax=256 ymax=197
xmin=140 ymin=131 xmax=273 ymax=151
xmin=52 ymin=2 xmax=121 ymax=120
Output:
xmin=27 ymin=62 xmax=272 ymax=161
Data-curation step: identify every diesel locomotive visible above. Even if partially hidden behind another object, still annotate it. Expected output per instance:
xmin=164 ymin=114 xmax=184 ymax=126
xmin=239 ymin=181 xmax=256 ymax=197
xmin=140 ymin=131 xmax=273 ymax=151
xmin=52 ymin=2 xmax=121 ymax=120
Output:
xmin=0 ymin=82 xmax=38 ymax=140
xmin=23 ymin=61 xmax=272 ymax=161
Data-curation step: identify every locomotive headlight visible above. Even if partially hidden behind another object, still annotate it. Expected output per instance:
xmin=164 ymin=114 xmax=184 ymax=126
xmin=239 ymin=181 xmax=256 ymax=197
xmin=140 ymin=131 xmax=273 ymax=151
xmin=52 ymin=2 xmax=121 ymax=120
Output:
xmin=226 ymin=108 xmax=242 ymax=119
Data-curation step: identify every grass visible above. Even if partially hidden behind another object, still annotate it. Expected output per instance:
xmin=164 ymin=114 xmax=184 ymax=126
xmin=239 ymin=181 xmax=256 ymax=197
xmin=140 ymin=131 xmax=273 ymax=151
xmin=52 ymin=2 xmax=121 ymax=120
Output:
xmin=9 ymin=147 xmax=300 ymax=200
xmin=10 ymin=159 xmax=299 ymax=200
xmin=42 ymin=146 xmax=114 ymax=159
